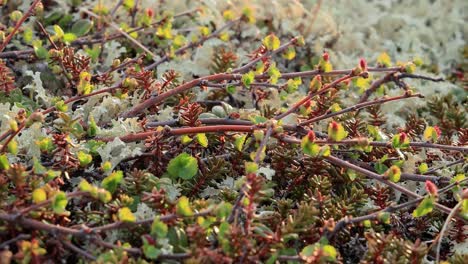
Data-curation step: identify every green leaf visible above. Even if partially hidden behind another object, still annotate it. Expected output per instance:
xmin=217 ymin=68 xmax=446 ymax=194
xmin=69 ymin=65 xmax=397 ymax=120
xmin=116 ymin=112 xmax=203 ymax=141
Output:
xmin=53 ymin=25 xmax=64 ymax=39
xmin=71 ymin=19 xmax=93 ymax=37
xmin=377 ymin=52 xmax=392 ymax=67
xmin=423 ymin=126 xmax=439 ymax=142
xmin=391 ymin=132 xmax=410 ymax=149
xmin=216 ymin=202 xmax=232 ymax=220
xmin=286 ymin=77 xmax=302 ymax=93
xmin=328 ymin=121 xmax=348 ymax=141
xmin=52 ymin=191 xmax=68 ymax=214
xmin=245 ymin=162 xmax=258 ymax=174
xmin=234 ymin=134 xmax=247 ymax=151
xmin=87 ymin=116 xmax=97 ymax=137
xmin=143 ymin=243 xmax=161 ymax=260
xmin=250 ymin=115 xmax=268 ymax=124
xmin=263 ymin=34 xmax=280 ymax=50
xmin=377 ymin=212 xmax=391 ymax=224
xmin=301 ymin=139 xmax=320 ymax=157
xmin=226 ymin=85 xmax=236 ymax=94
xmin=385 ymin=165 xmax=401 ymax=183
xmin=32 ymin=188 xmax=47 ymax=204
xmin=55 ymin=100 xmax=68 ymax=112
xmin=118 ymin=207 xmax=136 ymax=222
xmin=176 ymin=196 xmax=193 ymax=216
xmin=418 ymin=163 xmax=428 ymax=174
xmin=46 ymin=170 xmax=61 ymax=181
xmin=101 ymin=170 xmax=124 ymax=194
xmin=32 ymin=158 xmax=47 ymax=175
xmin=151 ymin=218 xmax=168 ymax=238
xmin=319 ymin=145 xmax=331 ymax=157
xmin=79 ymin=179 xmax=93 ymax=192
xmin=268 ymin=63 xmax=281 ymax=84
xmin=97 ymin=189 xmax=112 ymax=203
xmin=300 ymin=244 xmax=317 ymax=257
xmin=7 ymin=139 xmax=18 ymax=155
xmin=412 ymin=196 xmax=435 ymax=217
xmin=167 ymin=153 xmax=198 ymax=180
xmin=282 ymin=46 xmax=296 ymax=60
xmin=241 ymin=71 xmax=255 ymax=88
xmin=180 ymin=135 xmax=192 ymax=145
xmin=322 ymin=245 xmax=337 ymax=260
xmin=462 ymin=200 xmax=468 ymax=220
xmin=123 ymin=0 xmax=135 ymax=10
xmin=77 ymin=151 xmax=93 ymax=167
xmin=33 ymin=40 xmax=48 ymax=59
xmin=195 ymin=133 xmax=208 ymax=148
xmin=0 ymin=154 xmax=10 ymax=170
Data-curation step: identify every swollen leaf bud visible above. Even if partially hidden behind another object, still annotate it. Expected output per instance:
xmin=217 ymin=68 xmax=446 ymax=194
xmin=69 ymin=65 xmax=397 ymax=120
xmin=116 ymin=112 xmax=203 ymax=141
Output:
xmin=322 ymin=52 xmax=329 ymax=62
xmin=425 ymin=180 xmax=438 ymax=196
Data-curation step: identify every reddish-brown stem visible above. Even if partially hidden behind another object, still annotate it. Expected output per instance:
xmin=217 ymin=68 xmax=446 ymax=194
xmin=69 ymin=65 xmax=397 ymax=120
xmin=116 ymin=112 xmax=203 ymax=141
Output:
xmin=62 ymin=240 xmax=97 ymax=260
xmin=36 ymin=21 xmax=74 ymax=85
xmin=99 ymin=125 xmax=256 ymax=143
xmin=300 ymin=93 xmax=424 ymax=126
xmin=0 ymin=0 xmax=42 ymax=52
xmin=121 ymin=73 xmax=240 ymax=117
xmin=324 ymin=155 xmax=465 ymax=222
xmin=0 ymin=121 xmax=25 ymax=153
xmin=231 ymin=37 xmax=299 ymax=74
xmin=123 ymin=67 xmax=403 ymax=118
xmin=274 ymin=73 xmax=357 ymax=120
xmin=19 ymin=191 xmax=88 ymax=215
xmin=369 ymin=141 xmax=467 ymax=153
xmin=328 ymin=178 xmax=468 ymax=239
xmin=279 ymin=135 xmax=468 ymax=153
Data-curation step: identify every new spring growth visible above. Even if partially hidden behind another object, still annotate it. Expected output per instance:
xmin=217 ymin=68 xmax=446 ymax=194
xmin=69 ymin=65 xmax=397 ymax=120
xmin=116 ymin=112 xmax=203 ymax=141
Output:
xmin=385 ymin=165 xmax=401 ymax=183
xmin=359 ymin=58 xmax=367 ymax=72
xmin=392 ymin=132 xmax=410 ymax=149
xmin=300 ymin=100 xmax=313 ymax=115
xmin=322 ymin=52 xmax=329 ymax=62
xmin=352 ymin=58 xmax=368 ymax=77
xmin=425 ymin=180 xmax=438 ymax=197
xmin=309 ymin=75 xmax=322 ymax=92
xmin=306 ymin=130 xmax=316 ymax=142
xmin=318 ymin=52 xmax=332 ymax=72
xmin=328 ymin=121 xmax=348 ymax=141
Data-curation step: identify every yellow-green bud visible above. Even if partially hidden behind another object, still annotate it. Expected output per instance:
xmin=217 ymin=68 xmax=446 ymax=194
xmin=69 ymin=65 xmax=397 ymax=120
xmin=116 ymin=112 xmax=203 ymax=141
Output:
xmin=9 ymin=10 xmax=23 ymax=22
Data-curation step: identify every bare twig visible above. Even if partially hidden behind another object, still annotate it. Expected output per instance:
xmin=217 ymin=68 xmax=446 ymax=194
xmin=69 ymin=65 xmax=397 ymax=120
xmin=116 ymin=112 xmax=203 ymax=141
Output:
xmin=62 ymin=240 xmax=97 ymax=260
xmin=0 ymin=0 xmax=42 ymax=52
xmin=232 ymin=37 xmax=299 ymax=74
xmin=300 ymin=93 xmax=424 ymax=126
xmin=0 ymin=234 xmax=31 ymax=249
xmin=81 ymin=9 xmax=158 ymax=60
xmin=434 ymin=202 xmax=462 ymax=262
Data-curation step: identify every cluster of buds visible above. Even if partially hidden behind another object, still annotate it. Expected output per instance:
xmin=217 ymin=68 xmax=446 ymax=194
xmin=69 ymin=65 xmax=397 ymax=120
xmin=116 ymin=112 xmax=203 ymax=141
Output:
xmin=0 ymin=60 xmax=15 ymax=94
